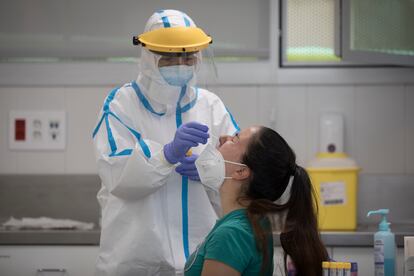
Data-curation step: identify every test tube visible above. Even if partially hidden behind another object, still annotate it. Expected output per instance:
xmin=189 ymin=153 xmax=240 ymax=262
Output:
xmin=329 ymin=262 xmax=338 ymax=276
xmin=338 ymin=262 xmax=344 ymax=276
xmin=322 ymin=261 xmax=330 ymax=276
xmin=343 ymin=262 xmax=351 ymax=276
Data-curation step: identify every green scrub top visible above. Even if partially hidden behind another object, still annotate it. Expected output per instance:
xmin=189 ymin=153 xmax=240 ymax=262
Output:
xmin=184 ymin=208 xmax=274 ymax=276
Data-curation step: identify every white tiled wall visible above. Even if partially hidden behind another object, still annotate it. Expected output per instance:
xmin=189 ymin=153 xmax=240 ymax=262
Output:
xmin=215 ymin=86 xmax=260 ymax=129
xmin=64 ymin=87 xmax=109 ymax=174
xmin=0 ymin=84 xmax=413 ymax=174
xmin=258 ymin=86 xmax=308 ymax=166
xmin=355 ymin=85 xmax=405 ymax=174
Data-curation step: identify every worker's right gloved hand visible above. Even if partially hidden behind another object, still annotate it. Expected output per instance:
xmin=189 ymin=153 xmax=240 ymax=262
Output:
xmin=164 ymin=122 xmax=209 ymax=164
xmin=175 ymin=154 xmax=200 ymax=181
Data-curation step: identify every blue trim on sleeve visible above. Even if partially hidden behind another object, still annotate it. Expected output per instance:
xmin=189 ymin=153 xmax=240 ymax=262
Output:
xmin=132 ymin=81 xmax=166 ymax=116
xmin=109 ymin=149 xmax=133 ymax=157
xmin=93 ymin=87 xmax=119 ymax=139
xmin=225 ymin=107 xmax=240 ymax=133
xmin=103 ymin=87 xmax=118 ymax=112
xmin=92 ymin=86 xmax=151 ymax=159
xmin=92 ymin=112 xmax=106 ymax=138
xmin=105 ymin=113 xmax=117 ymax=154
xmin=108 ymin=111 xmax=151 ymax=158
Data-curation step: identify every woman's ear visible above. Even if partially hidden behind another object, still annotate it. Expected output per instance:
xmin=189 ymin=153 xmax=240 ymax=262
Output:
xmin=232 ymin=166 xmax=250 ymax=181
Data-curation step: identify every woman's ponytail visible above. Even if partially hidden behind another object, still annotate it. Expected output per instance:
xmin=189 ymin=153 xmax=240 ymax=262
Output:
xmin=280 ymin=166 xmax=328 ymax=276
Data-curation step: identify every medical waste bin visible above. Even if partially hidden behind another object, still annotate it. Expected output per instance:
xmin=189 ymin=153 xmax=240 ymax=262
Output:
xmin=307 ymin=153 xmax=360 ymax=231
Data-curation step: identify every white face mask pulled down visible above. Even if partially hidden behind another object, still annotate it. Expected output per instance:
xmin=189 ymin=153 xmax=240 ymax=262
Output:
xmin=195 ymin=143 xmax=246 ymax=192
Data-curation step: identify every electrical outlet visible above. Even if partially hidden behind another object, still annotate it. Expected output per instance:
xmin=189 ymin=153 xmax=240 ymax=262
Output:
xmin=9 ymin=111 xmax=66 ymax=150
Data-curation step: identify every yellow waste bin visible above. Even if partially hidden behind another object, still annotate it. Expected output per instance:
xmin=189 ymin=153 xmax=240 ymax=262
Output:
xmin=307 ymin=153 xmax=360 ymax=231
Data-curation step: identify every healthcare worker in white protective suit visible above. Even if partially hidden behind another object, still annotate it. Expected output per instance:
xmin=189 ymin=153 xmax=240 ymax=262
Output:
xmin=92 ymin=9 xmax=240 ymax=276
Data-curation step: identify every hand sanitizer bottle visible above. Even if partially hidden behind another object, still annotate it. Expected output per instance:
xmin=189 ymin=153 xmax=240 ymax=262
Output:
xmin=367 ymin=209 xmax=396 ymax=276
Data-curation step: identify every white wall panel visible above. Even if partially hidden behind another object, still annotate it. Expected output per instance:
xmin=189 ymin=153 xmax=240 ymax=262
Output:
xmin=13 ymin=87 xmax=65 ymax=110
xmin=258 ymin=86 xmax=278 ymax=129
xmin=272 ymin=86 xmax=308 ymax=166
xmin=15 ymin=151 xmax=65 ymax=174
xmin=258 ymin=86 xmax=308 ymax=167
xmin=406 ymin=85 xmax=414 ymax=174
xmin=215 ymin=86 xmax=260 ymax=130
xmin=355 ymin=85 xmax=405 ymax=174
xmin=65 ymin=87 xmax=109 ymax=174
xmin=13 ymin=87 xmax=66 ymax=174
xmin=0 ymin=88 xmax=18 ymax=173
xmin=307 ymin=85 xmax=356 ymax=160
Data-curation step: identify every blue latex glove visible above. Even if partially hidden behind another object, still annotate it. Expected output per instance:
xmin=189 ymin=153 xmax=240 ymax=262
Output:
xmin=175 ymin=154 xmax=200 ymax=181
xmin=164 ymin=122 xmax=209 ymax=164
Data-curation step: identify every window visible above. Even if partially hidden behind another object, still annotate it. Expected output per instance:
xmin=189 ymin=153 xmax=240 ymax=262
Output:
xmin=281 ymin=0 xmax=341 ymax=66
xmin=342 ymin=0 xmax=414 ymax=66
xmin=280 ymin=0 xmax=414 ymax=67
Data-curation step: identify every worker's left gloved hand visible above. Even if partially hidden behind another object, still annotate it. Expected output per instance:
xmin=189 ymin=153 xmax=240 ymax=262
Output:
xmin=175 ymin=154 xmax=200 ymax=181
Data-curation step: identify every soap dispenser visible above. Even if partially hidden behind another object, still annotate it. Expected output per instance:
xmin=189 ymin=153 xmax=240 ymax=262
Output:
xmin=367 ymin=209 xmax=396 ymax=276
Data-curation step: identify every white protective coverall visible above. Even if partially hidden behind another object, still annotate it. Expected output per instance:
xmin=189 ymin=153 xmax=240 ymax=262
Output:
xmin=92 ymin=10 xmax=239 ymax=276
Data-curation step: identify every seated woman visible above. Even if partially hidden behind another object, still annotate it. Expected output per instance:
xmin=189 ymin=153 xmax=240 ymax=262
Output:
xmin=184 ymin=126 xmax=329 ymax=276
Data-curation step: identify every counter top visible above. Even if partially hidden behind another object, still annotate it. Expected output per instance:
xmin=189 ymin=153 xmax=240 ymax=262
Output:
xmin=0 ymin=229 xmax=100 ymax=245
xmin=1 ymin=225 xmax=413 ymax=247
xmin=275 ymin=224 xmax=414 ymax=247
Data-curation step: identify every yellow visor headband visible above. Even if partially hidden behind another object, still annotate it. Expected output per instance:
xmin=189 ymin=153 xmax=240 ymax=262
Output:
xmin=133 ymin=26 xmax=212 ymax=53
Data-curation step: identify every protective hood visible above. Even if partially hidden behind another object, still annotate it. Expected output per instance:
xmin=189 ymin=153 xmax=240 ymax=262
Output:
xmin=136 ymin=10 xmax=203 ymax=114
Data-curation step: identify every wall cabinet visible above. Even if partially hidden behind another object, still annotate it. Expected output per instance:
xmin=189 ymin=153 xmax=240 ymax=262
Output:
xmin=0 ymin=246 xmax=98 ymax=276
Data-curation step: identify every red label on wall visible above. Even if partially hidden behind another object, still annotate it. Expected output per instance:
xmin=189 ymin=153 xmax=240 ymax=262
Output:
xmin=15 ymin=119 xmax=26 ymax=141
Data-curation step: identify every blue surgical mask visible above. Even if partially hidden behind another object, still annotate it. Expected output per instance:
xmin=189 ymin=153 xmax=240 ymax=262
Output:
xmin=159 ymin=65 xmax=194 ymax=87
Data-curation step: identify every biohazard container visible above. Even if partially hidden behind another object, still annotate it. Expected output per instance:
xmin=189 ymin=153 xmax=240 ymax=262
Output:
xmin=307 ymin=152 xmax=360 ymax=231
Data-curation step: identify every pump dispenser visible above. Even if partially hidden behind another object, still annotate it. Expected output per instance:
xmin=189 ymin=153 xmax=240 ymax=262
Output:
xmin=367 ymin=209 xmax=396 ymax=276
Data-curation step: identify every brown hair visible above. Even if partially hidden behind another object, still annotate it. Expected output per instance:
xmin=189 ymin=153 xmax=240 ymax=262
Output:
xmin=240 ymin=127 xmax=328 ymax=276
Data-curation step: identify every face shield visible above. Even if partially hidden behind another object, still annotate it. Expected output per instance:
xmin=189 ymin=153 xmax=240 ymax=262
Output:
xmin=133 ymin=18 xmax=218 ymax=87
xmin=148 ymin=50 xmax=217 ymax=90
